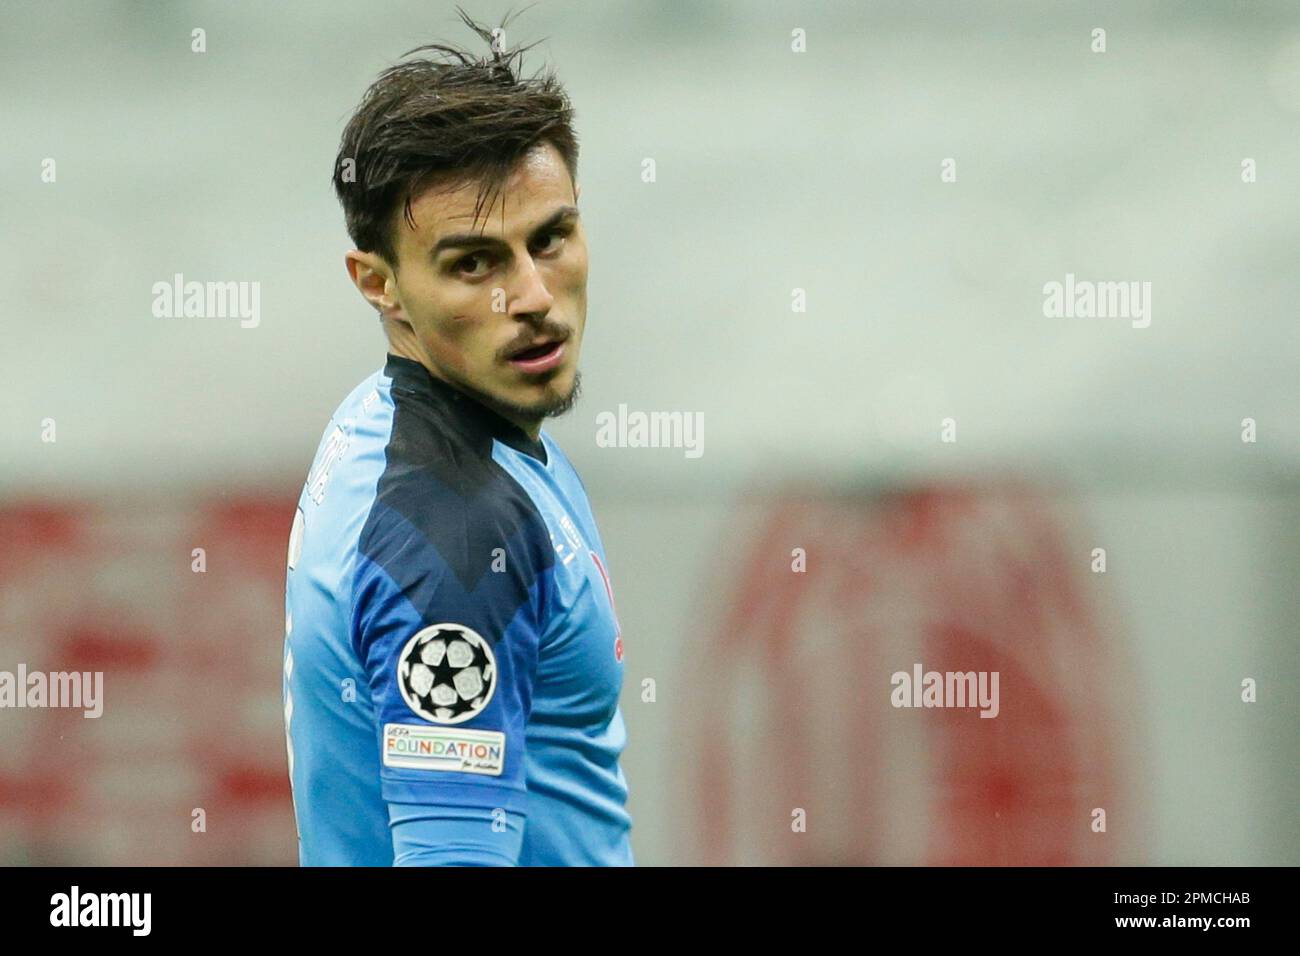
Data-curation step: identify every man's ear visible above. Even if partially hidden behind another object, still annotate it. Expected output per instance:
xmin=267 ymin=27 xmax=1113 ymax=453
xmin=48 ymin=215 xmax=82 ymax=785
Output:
xmin=344 ymin=250 xmax=403 ymax=319
xmin=575 ymin=182 xmax=582 ymax=203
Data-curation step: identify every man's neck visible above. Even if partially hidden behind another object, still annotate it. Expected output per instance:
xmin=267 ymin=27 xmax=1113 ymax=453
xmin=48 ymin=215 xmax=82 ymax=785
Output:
xmin=386 ymin=339 xmax=543 ymax=441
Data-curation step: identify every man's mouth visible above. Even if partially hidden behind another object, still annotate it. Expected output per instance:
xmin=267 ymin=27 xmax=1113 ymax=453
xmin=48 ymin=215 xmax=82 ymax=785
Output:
xmin=506 ymin=338 xmax=567 ymax=374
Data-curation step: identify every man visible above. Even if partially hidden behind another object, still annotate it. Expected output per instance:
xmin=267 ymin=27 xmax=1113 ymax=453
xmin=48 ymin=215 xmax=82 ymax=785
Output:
xmin=282 ymin=13 xmax=632 ymax=866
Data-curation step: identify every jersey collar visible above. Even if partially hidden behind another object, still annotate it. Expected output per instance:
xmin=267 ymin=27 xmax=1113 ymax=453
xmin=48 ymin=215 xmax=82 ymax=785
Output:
xmin=383 ymin=354 xmax=549 ymax=465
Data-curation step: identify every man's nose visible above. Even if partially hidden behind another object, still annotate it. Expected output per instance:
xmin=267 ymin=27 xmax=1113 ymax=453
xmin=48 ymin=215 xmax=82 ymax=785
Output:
xmin=507 ymin=254 xmax=555 ymax=319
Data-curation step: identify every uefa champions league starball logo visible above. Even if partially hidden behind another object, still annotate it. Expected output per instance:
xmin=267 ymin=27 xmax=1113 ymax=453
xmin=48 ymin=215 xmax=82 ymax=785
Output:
xmin=396 ymin=624 xmax=497 ymax=725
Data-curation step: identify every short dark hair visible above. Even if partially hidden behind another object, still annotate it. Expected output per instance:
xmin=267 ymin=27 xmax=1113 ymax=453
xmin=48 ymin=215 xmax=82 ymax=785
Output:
xmin=332 ymin=6 xmax=579 ymax=268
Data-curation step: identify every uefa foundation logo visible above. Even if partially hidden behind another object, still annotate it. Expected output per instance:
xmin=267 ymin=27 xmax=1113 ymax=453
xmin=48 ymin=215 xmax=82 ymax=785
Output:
xmin=396 ymin=623 xmax=497 ymax=725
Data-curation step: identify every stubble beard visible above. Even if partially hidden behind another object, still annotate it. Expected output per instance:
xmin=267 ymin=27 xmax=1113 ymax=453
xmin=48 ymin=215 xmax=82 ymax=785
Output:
xmin=459 ymin=369 xmax=583 ymax=433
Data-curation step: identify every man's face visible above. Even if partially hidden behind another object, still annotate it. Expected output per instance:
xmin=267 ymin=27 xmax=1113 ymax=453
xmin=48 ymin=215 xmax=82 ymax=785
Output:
xmin=355 ymin=141 xmax=588 ymax=432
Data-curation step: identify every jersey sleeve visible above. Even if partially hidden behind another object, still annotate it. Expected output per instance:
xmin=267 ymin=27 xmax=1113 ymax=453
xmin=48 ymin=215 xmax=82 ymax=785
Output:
xmin=388 ymin=802 xmax=526 ymax=867
xmin=350 ymin=498 xmax=552 ymax=863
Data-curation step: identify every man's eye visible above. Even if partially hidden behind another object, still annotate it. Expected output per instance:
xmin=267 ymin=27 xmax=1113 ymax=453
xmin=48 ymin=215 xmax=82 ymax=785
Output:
xmin=454 ymin=253 xmax=492 ymax=277
xmin=534 ymin=229 xmax=569 ymax=255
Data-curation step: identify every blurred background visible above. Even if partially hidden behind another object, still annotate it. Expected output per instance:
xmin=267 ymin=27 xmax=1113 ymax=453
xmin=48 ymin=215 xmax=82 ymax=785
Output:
xmin=1 ymin=0 xmax=1297 ymax=865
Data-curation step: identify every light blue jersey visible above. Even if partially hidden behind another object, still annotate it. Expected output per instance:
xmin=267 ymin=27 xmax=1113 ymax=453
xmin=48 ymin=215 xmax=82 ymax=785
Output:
xmin=283 ymin=354 xmax=632 ymax=866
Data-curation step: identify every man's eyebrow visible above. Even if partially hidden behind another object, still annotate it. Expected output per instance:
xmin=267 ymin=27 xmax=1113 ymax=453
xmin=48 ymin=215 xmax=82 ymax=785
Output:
xmin=430 ymin=205 xmax=580 ymax=257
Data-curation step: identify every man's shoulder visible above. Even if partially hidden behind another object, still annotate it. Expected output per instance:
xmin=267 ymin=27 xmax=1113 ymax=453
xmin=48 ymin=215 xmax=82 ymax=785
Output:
xmin=325 ymin=366 xmax=391 ymax=425
xmin=359 ymin=416 xmax=554 ymax=593
xmin=538 ymin=430 xmax=584 ymax=483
